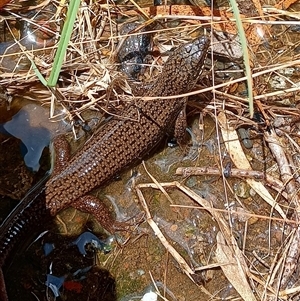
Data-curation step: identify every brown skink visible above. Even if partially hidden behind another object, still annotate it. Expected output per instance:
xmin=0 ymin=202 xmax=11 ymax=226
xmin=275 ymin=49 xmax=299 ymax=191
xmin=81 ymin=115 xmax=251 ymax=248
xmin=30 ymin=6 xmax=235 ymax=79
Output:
xmin=0 ymin=35 xmax=209 ymax=300
xmin=45 ymin=35 xmax=210 ymax=229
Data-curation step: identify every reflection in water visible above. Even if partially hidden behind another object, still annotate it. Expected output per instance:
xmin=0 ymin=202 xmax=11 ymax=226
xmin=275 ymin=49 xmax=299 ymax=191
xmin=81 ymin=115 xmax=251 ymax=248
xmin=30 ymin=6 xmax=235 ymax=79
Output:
xmin=0 ymin=4 xmax=57 ymax=72
xmin=6 ymin=229 xmax=117 ymax=301
xmin=71 ymin=231 xmax=113 ymax=255
xmin=1 ymin=103 xmax=69 ymax=171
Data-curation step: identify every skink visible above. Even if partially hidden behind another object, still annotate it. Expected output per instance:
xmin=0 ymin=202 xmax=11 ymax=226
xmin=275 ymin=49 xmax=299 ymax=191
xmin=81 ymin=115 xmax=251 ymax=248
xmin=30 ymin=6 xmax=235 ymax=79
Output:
xmin=0 ymin=35 xmax=210 ymax=300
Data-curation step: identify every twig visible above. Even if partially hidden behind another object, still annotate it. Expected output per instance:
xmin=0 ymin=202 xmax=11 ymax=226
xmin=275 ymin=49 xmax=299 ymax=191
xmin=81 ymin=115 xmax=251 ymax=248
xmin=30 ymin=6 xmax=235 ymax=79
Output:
xmin=175 ymin=166 xmax=287 ymax=196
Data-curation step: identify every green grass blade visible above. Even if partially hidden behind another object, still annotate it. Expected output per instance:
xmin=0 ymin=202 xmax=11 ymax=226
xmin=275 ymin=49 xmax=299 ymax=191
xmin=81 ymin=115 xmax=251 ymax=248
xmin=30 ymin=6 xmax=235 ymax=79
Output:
xmin=47 ymin=0 xmax=81 ymax=87
xmin=228 ymin=0 xmax=254 ymax=118
xmin=29 ymin=57 xmax=48 ymax=86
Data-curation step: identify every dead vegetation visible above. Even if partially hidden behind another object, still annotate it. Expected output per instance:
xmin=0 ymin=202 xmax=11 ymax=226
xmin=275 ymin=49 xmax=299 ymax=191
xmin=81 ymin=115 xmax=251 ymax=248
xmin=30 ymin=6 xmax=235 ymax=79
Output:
xmin=1 ymin=0 xmax=300 ymax=300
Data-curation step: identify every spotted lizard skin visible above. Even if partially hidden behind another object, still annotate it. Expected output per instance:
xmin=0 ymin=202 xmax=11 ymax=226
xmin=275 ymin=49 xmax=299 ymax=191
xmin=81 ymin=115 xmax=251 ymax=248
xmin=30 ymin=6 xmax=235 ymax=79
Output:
xmin=0 ymin=35 xmax=209 ymax=301
xmin=45 ymin=36 xmax=210 ymax=216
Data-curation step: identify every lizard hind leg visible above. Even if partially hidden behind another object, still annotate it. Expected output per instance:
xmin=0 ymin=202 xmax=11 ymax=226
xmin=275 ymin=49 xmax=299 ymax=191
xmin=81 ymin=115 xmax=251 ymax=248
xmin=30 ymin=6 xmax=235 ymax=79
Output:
xmin=72 ymin=195 xmax=117 ymax=234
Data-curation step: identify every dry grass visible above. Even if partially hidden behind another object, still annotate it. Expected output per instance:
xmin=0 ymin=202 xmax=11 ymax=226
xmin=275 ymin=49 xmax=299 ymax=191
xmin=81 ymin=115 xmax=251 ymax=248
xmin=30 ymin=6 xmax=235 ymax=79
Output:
xmin=1 ymin=0 xmax=300 ymax=300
